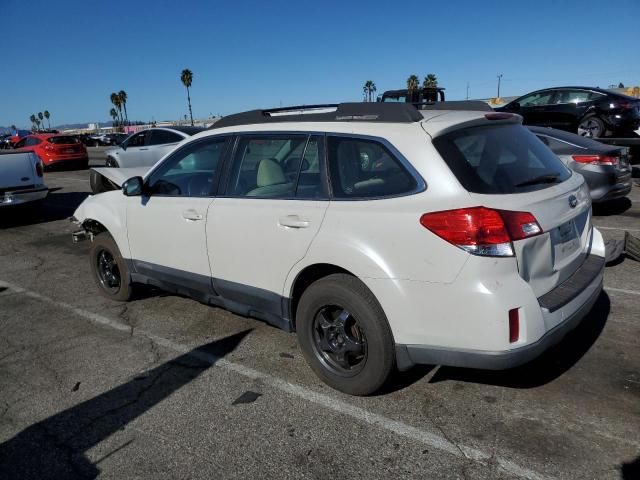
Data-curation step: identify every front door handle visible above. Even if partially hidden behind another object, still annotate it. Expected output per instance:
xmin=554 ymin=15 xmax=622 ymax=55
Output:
xmin=182 ymin=210 xmax=203 ymax=221
xmin=140 ymin=148 xmax=149 ymax=151
xmin=278 ymin=215 xmax=310 ymax=229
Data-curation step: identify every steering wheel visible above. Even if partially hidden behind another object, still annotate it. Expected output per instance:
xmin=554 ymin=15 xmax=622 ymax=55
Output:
xmin=153 ymin=179 xmax=181 ymax=196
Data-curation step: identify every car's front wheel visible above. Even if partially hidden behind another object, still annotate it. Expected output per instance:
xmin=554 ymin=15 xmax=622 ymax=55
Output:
xmin=296 ymin=274 xmax=395 ymax=395
xmin=89 ymin=232 xmax=133 ymax=301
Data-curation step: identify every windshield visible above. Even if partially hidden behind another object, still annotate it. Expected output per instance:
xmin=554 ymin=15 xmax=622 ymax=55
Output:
xmin=433 ymin=124 xmax=571 ymax=194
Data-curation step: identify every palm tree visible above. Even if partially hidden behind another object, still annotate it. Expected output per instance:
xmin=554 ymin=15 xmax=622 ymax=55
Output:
xmin=43 ymin=110 xmax=51 ymax=129
xmin=10 ymin=124 xmax=16 ymax=132
xmin=423 ymin=73 xmax=438 ymax=88
xmin=407 ymin=74 xmax=419 ymax=92
xmin=38 ymin=112 xmax=44 ymax=130
xmin=29 ymin=114 xmax=36 ymax=130
xmin=363 ymin=80 xmax=377 ymax=102
xmin=109 ymin=108 xmax=118 ymax=126
xmin=181 ymin=69 xmax=194 ymax=126
xmin=118 ymin=90 xmax=129 ymax=126
xmin=35 ymin=118 xmax=41 ymax=131
xmin=110 ymin=92 xmax=123 ymax=125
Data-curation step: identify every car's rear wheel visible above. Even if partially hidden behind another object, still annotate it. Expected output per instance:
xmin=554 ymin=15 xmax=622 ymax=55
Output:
xmin=578 ymin=116 xmax=605 ymax=138
xmin=90 ymin=232 xmax=133 ymax=301
xmin=296 ymin=274 xmax=395 ymax=395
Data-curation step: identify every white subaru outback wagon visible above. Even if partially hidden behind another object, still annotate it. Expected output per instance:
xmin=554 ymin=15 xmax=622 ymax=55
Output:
xmin=72 ymin=102 xmax=606 ymax=395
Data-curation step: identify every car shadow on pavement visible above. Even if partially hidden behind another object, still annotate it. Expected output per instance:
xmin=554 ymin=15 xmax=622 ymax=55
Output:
xmin=0 ymin=329 xmax=251 ymax=480
xmin=0 ymin=191 xmax=89 ymax=229
xmin=429 ymin=291 xmax=610 ymax=389
xmin=592 ymin=197 xmax=632 ymax=217
xmin=621 ymin=456 xmax=640 ymax=479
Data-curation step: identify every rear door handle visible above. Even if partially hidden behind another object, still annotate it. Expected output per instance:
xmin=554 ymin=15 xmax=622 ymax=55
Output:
xmin=182 ymin=210 xmax=203 ymax=221
xmin=278 ymin=215 xmax=310 ymax=229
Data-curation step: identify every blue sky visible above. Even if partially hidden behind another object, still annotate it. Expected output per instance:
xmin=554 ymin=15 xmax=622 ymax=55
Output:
xmin=1 ymin=0 xmax=639 ymax=127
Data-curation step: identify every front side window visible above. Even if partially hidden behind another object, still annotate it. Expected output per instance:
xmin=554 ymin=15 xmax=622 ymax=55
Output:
xmin=517 ymin=91 xmax=554 ymax=107
xmin=149 ymin=130 xmax=183 ymax=146
xmin=127 ymin=131 xmax=149 ymax=148
xmin=327 ymin=136 xmax=417 ymax=198
xmin=225 ymin=135 xmax=310 ymax=198
xmin=147 ymin=137 xmax=229 ymax=197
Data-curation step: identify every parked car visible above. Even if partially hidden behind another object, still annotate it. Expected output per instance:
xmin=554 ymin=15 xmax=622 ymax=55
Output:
xmin=72 ymin=103 xmax=606 ymax=395
xmin=13 ymin=134 xmax=88 ymax=170
xmin=104 ymin=126 xmax=204 ymax=168
xmin=529 ymin=126 xmax=632 ymax=202
xmin=379 ymin=87 xmax=445 ymax=103
xmin=0 ymin=151 xmax=48 ymax=208
xmin=495 ymin=86 xmax=640 ymax=138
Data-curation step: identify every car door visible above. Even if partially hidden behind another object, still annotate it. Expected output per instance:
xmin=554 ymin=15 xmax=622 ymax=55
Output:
xmin=542 ymin=89 xmax=593 ymax=131
xmin=146 ymin=129 xmax=185 ymax=166
xmin=116 ymin=130 xmax=151 ymax=167
xmin=510 ymin=90 xmax=555 ymax=126
xmin=126 ymin=135 xmax=231 ymax=294
xmin=207 ymin=134 xmax=329 ymax=318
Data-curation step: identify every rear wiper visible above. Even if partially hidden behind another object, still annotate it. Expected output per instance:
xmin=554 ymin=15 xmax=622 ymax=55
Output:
xmin=515 ymin=173 xmax=560 ymax=187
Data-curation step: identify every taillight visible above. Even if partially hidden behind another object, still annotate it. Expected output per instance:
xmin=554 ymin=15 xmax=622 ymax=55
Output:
xmin=419 ymin=207 xmax=543 ymax=257
xmin=35 ymin=161 xmax=44 ymax=177
xmin=572 ymin=155 xmax=618 ymax=166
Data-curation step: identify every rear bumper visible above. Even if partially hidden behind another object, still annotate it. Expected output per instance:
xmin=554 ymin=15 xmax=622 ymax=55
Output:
xmin=44 ymin=155 xmax=88 ymax=166
xmin=0 ymin=186 xmax=49 ymax=206
xmin=394 ymin=253 xmax=605 ymax=371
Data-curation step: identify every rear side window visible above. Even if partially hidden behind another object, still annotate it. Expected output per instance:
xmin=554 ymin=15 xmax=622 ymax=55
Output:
xmin=150 ymin=130 xmax=183 ymax=145
xmin=433 ymin=124 xmax=571 ymax=194
xmin=327 ymin=137 xmax=417 ymax=198
xmin=48 ymin=136 xmax=79 ymax=144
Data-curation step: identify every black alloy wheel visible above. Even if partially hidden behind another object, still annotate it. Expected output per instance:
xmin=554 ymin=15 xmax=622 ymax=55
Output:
xmin=312 ymin=305 xmax=367 ymax=375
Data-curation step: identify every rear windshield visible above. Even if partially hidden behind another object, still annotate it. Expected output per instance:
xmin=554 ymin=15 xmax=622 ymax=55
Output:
xmin=433 ymin=124 xmax=571 ymax=194
xmin=48 ymin=136 xmax=79 ymax=145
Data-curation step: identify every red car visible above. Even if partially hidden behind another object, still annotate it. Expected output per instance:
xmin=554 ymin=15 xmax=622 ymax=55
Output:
xmin=14 ymin=134 xmax=88 ymax=170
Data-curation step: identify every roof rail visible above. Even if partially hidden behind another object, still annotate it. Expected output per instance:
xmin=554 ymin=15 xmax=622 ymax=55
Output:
xmin=210 ymin=102 xmax=425 ymax=129
xmin=413 ymin=100 xmax=493 ymax=112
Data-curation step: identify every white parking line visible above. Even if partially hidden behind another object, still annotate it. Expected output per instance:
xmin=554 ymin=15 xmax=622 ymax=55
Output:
xmin=0 ymin=279 xmax=551 ymax=480
xmin=594 ymin=225 xmax=640 ymax=233
xmin=605 ymin=287 xmax=640 ymax=296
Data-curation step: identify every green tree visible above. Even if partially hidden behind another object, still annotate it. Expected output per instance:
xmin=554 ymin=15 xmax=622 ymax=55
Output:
xmin=109 ymin=108 xmax=118 ymax=126
xmin=35 ymin=118 xmax=41 ymax=131
xmin=118 ymin=90 xmax=129 ymax=125
xmin=110 ymin=92 xmax=123 ymax=125
xmin=43 ymin=110 xmax=51 ymax=129
xmin=423 ymin=73 xmax=438 ymax=88
xmin=38 ymin=112 xmax=44 ymax=130
xmin=407 ymin=74 xmax=419 ymax=92
xmin=181 ymin=69 xmax=194 ymax=126
xmin=363 ymin=80 xmax=377 ymax=102
xmin=29 ymin=114 xmax=36 ymax=130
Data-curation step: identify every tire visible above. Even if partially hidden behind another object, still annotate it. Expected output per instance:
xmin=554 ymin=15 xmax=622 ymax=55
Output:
xmin=89 ymin=232 xmax=133 ymax=301
xmin=577 ymin=115 xmax=605 ymax=138
xmin=296 ymin=273 xmax=395 ymax=395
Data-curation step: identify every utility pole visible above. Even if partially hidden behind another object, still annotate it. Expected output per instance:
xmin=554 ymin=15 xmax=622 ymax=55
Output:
xmin=497 ymin=74 xmax=503 ymax=98
xmin=466 ymin=81 xmax=470 ymax=100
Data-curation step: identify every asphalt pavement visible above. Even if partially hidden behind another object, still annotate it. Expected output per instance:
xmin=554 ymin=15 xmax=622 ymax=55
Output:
xmin=0 ymin=148 xmax=639 ymax=479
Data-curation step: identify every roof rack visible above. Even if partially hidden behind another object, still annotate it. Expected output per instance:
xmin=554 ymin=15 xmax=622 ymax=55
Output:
xmin=210 ymin=103 xmax=425 ymax=129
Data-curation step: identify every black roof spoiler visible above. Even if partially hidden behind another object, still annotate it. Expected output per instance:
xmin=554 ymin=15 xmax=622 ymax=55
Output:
xmin=413 ymin=101 xmax=493 ymax=112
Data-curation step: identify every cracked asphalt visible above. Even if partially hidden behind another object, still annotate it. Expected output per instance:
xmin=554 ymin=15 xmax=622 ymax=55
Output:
xmin=0 ymin=148 xmax=639 ymax=479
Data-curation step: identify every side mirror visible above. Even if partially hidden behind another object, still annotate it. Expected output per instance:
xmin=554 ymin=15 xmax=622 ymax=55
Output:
xmin=122 ymin=176 xmax=144 ymax=196
xmin=510 ymin=102 xmax=521 ymax=111
xmin=121 ymin=142 xmax=127 ymax=151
